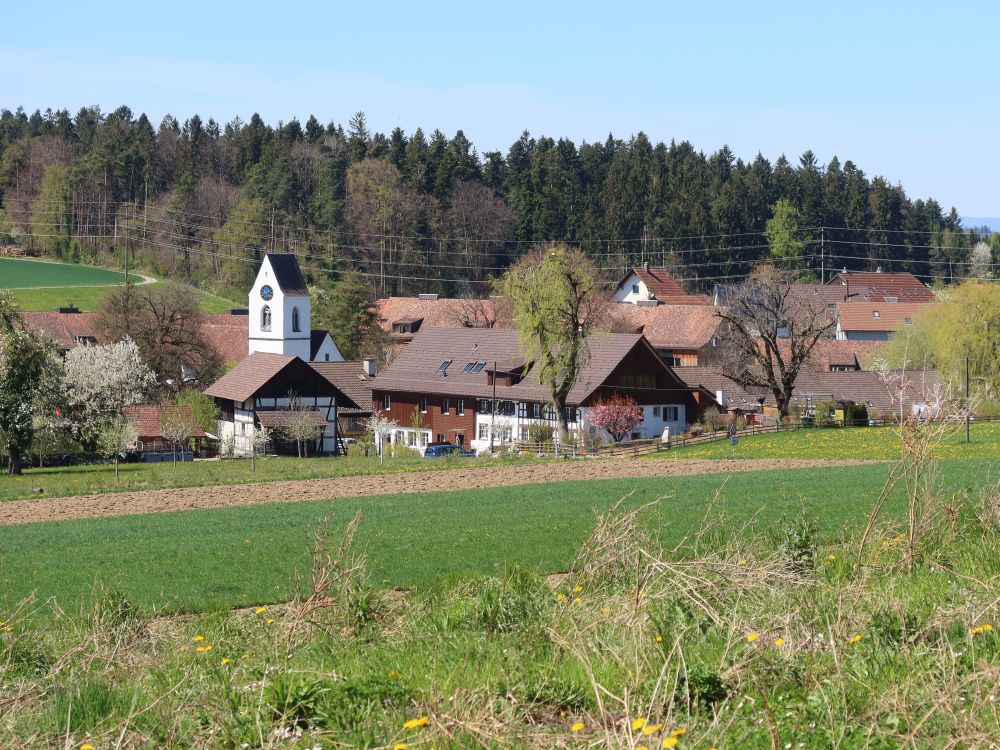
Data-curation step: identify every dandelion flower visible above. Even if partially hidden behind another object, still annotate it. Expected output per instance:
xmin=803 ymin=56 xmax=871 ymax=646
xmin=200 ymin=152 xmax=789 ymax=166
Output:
xmin=80 ymin=745 xmax=94 ymax=750
xmin=193 ymin=635 xmax=204 ymax=642
xmin=571 ymin=721 xmax=585 ymax=732
xmin=205 ymin=644 xmax=213 ymax=651
xmin=643 ymin=722 xmax=664 ymax=735
xmin=655 ymin=635 xmax=663 ymax=643
xmin=179 ymin=646 xmax=187 ymax=652
xmin=403 ymin=716 xmax=429 ymax=729
xmin=773 ymin=638 xmax=785 ymax=647
xmin=572 ymin=585 xmax=583 ymax=593
xmin=631 ymin=717 xmax=648 ymax=732
xmin=672 ymin=728 xmax=686 ymax=737
xmin=388 ymin=670 xmax=402 ymax=679
xmin=265 ymin=618 xmax=274 ymax=624
xmin=556 ymin=593 xmax=567 ymax=602
xmin=984 ymin=624 xmax=994 ymax=633
xmin=255 ymin=606 xmax=266 ymax=614
xmin=746 ymin=632 xmax=759 ymax=643
xmin=221 ymin=657 xmax=231 ymax=665
xmin=602 ymin=607 xmax=611 ymax=613
xmin=195 ymin=646 xmax=206 ymax=653
xmin=826 ymin=554 xmax=836 ymax=561
xmin=394 ymin=744 xmax=407 ymax=750
xmin=847 ymin=634 xmax=863 ymax=644
xmin=662 ymin=739 xmax=679 ymax=748
xmin=573 ymin=597 xmax=582 ymax=604
xmin=737 ymin=559 xmax=747 ymax=566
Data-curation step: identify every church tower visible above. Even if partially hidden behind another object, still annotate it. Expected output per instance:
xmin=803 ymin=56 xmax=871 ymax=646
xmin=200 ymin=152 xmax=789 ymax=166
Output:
xmin=248 ymin=254 xmax=312 ymax=360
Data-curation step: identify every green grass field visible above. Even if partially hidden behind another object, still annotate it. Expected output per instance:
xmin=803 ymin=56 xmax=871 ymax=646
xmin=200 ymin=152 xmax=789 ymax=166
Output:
xmin=0 ymin=460 xmax=988 ymax=614
xmin=0 ymin=452 xmax=523 ymax=502
xmin=662 ymin=421 xmax=1000 ymax=461
xmin=0 ymin=257 xmax=139 ymax=288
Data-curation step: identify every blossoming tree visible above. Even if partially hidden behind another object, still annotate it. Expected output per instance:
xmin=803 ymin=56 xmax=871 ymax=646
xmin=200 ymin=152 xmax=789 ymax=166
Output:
xmin=585 ymin=394 xmax=644 ymax=442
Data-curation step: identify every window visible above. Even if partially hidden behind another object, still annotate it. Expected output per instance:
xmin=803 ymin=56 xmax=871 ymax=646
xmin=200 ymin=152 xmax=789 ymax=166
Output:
xmin=457 ymin=400 xmax=465 ymax=415
xmin=462 ymin=362 xmax=476 ymax=374
xmin=291 ymin=306 xmax=301 ymax=333
xmin=438 ymin=359 xmax=452 ymax=375
xmin=563 ymin=407 xmax=578 ymax=423
xmin=518 ymin=403 xmax=527 ymax=418
xmin=437 ymin=433 xmax=445 ymax=443
xmin=500 ymin=426 xmax=513 ymax=443
xmin=407 ymin=431 xmax=416 ymax=447
xmin=543 ymin=404 xmax=556 ymax=421
xmin=442 ymin=398 xmax=450 ymax=414
xmin=419 ymin=397 xmax=427 ymax=413
xmin=632 ymin=284 xmax=640 ymax=294
xmin=532 ymin=403 xmax=542 ymax=419
xmin=520 ymin=427 xmax=530 ymax=441
xmin=653 ymin=406 xmax=660 ymax=417
xmin=670 ymin=357 xmax=682 ymax=367
xmin=261 ymin=305 xmax=272 ymax=331
xmin=502 ymin=401 xmax=516 ymax=416
xmin=472 ymin=361 xmax=486 ymax=374
xmin=631 ymin=432 xmax=641 ymax=441
xmin=664 ymin=406 xmax=680 ymax=422
xmin=383 ymin=394 xmax=391 ymax=410
xmin=419 ymin=432 xmax=429 ymax=448
xmin=873 ymin=310 xmax=880 ymax=318
xmin=904 ymin=317 xmax=912 ymax=325
xmin=479 ymin=400 xmax=491 ymax=415
xmin=324 ymin=353 xmax=330 ymax=361
xmin=478 ymin=423 xmax=490 ymax=440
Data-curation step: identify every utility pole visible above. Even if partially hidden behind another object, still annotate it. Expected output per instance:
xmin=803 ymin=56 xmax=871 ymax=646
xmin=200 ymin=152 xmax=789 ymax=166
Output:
xmin=820 ymin=227 xmax=825 ymax=284
xmin=270 ymin=207 xmax=276 ymax=252
xmin=966 ymin=355 xmax=971 ymax=444
xmin=490 ymin=360 xmax=497 ymax=453
xmin=123 ymin=204 xmax=128 ymax=283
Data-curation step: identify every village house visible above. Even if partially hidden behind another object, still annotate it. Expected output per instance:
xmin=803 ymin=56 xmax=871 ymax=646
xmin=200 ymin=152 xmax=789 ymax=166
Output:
xmin=612 ymin=263 xmax=711 ymax=305
xmin=123 ymin=404 xmax=207 ymax=458
xmin=835 ymin=302 xmax=928 ymax=341
xmin=370 ymin=327 xmax=715 ymax=453
xmin=825 ymin=269 xmax=936 ymax=304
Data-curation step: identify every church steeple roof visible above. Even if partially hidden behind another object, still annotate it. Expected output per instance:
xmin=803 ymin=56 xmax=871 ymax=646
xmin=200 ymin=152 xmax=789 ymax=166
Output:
xmin=266 ymin=253 xmax=309 ymax=295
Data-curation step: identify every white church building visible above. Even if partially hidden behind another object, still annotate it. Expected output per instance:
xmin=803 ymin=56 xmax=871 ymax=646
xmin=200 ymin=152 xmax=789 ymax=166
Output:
xmin=204 ymin=254 xmax=359 ymax=456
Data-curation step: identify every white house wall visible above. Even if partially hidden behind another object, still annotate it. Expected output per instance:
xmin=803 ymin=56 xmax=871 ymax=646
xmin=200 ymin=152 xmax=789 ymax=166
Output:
xmin=312 ymin=333 xmax=345 ymax=363
xmin=217 ymin=396 xmax=341 ymax=456
xmin=613 ymin=272 xmax=653 ymax=304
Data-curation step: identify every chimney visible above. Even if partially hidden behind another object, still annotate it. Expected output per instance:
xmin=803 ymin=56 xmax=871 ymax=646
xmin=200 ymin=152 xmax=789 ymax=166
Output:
xmin=362 ymin=359 xmax=377 ymax=376
xmin=876 ymin=266 xmax=883 ymax=273
xmin=643 ymin=260 xmax=650 ymax=272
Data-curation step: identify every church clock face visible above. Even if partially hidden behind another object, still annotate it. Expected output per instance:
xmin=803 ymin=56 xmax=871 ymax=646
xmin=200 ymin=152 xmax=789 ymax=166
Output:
xmin=260 ymin=285 xmax=274 ymax=301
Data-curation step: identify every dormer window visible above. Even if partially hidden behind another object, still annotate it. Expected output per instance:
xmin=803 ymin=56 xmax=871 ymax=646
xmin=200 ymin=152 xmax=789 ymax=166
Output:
xmin=291 ymin=306 xmax=300 ymax=333
xmin=872 ymin=311 xmax=880 ymax=318
xmin=261 ymin=305 xmax=272 ymax=331
xmin=632 ymin=284 xmax=640 ymax=294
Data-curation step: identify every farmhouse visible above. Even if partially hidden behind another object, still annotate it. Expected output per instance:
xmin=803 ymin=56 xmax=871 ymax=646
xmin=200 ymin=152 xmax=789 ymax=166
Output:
xmin=124 ymin=404 xmax=207 ymax=456
xmin=371 ymin=327 xmax=714 ymax=453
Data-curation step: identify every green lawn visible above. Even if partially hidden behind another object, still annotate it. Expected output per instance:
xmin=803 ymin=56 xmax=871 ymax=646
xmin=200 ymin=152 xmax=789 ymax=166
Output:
xmin=0 ymin=460 xmax=988 ymax=614
xmin=10 ymin=281 xmax=237 ymax=313
xmin=660 ymin=421 xmax=1000 ymax=461
xmin=0 ymin=452 xmax=523 ymax=502
xmin=0 ymin=257 xmax=140 ymax=288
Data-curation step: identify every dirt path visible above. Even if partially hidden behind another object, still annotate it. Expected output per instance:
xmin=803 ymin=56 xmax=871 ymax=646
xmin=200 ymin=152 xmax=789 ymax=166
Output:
xmin=0 ymin=458 xmax=875 ymax=527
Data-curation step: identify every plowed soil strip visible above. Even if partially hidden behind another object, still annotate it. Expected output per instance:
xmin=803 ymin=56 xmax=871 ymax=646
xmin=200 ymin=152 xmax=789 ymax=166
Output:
xmin=0 ymin=458 xmax=875 ymax=526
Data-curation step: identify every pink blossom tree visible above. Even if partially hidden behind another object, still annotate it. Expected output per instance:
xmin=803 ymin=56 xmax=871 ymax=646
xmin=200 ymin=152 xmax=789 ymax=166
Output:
xmin=585 ymin=394 xmax=644 ymax=442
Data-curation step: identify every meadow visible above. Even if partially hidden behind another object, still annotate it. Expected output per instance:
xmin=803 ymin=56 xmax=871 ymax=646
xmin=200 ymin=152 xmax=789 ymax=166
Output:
xmin=0 ymin=256 xmax=238 ymax=312
xmin=0 ymin=451 xmax=522 ymax=502
xmin=663 ymin=420 xmax=1000 ymax=461
xmin=3 ymin=425 xmax=1000 ymax=747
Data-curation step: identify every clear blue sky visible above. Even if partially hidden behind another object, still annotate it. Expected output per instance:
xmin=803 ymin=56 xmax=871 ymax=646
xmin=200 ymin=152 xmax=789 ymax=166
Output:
xmin=4 ymin=0 xmax=997 ymax=216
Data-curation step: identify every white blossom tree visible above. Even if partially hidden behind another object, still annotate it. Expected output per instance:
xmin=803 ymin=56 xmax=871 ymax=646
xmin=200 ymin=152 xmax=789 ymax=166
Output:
xmin=160 ymin=409 xmax=195 ymax=466
xmin=97 ymin=414 xmax=139 ymax=483
xmin=969 ymin=241 xmax=993 ymax=280
xmin=62 ymin=338 xmax=156 ymax=449
xmin=364 ymin=413 xmax=398 ymax=465
xmin=248 ymin=425 xmax=272 ymax=474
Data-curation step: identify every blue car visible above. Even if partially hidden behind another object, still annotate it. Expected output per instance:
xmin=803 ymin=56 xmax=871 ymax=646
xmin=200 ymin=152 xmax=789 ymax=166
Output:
xmin=423 ymin=443 xmax=473 ymax=458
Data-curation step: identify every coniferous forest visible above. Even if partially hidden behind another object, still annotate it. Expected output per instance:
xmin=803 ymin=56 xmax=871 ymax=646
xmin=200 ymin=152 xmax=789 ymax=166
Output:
xmin=1 ymin=105 xmax=995 ymax=300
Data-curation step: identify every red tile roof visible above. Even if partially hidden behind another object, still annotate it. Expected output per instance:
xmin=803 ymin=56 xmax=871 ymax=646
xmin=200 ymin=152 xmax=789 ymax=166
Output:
xmin=826 ymin=271 xmax=936 ymax=303
xmin=124 ymin=405 xmax=206 ymax=439
xmin=311 ymin=361 xmax=375 ymax=415
xmin=21 ymin=312 xmax=100 ymax=350
xmin=619 ymin=267 xmax=712 ymax=305
xmin=837 ymin=302 xmax=930 ymax=333
xmin=605 ymin=303 xmax=722 ymax=350
xmin=203 ymin=352 xmax=297 ymax=402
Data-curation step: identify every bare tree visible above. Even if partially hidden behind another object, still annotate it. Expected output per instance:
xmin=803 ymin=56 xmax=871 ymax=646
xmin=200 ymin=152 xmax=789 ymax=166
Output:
xmin=364 ymin=413 xmax=398 ymax=465
xmin=160 ymin=409 xmax=194 ymax=466
xmin=716 ymin=265 xmax=836 ymax=418
xmin=98 ymin=414 xmax=139 ymax=483
xmin=278 ymin=393 xmax=322 ymax=458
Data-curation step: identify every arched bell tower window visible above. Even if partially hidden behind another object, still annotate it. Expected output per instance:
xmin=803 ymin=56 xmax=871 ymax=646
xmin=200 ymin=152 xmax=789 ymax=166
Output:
xmin=292 ymin=306 xmax=301 ymax=333
xmin=261 ymin=305 xmax=272 ymax=332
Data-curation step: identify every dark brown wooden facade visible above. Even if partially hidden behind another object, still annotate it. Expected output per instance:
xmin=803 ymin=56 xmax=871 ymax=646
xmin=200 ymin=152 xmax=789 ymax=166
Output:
xmin=372 ymin=390 xmax=477 ymax=447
